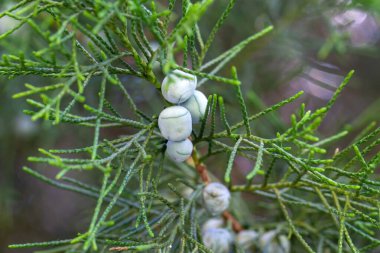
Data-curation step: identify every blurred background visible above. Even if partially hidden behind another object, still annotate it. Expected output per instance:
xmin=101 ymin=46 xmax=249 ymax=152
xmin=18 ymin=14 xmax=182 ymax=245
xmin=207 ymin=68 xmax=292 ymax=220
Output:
xmin=0 ymin=0 xmax=379 ymax=252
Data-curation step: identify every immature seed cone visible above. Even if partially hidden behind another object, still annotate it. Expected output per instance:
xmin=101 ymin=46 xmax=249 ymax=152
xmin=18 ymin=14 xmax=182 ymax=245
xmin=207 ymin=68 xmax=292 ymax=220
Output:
xmin=161 ymin=69 xmax=197 ymax=104
xmin=180 ymin=90 xmax=208 ymax=124
xmin=259 ymin=230 xmax=290 ymax=253
xmin=166 ymin=139 xmax=193 ymax=162
xmin=201 ymin=218 xmax=224 ymax=234
xmin=202 ymin=228 xmax=233 ymax=253
xmin=236 ymin=230 xmax=259 ymax=250
xmin=158 ymin=106 xmax=192 ymax=141
xmin=202 ymin=182 xmax=231 ymax=216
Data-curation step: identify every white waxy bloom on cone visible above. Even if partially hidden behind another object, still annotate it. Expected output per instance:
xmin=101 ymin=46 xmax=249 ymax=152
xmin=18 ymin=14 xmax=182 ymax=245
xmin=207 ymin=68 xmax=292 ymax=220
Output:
xmin=180 ymin=90 xmax=208 ymax=124
xmin=166 ymin=139 xmax=193 ymax=162
xmin=201 ymin=218 xmax=224 ymax=234
xmin=158 ymin=106 xmax=192 ymax=141
xmin=202 ymin=182 xmax=230 ymax=216
xmin=236 ymin=230 xmax=259 ymax=250
xmin=202 ymin=228 xmax=233 ymax=253
xmin=259 ymin=231 xmax=290 ymax=253
xmin=161 ymin=69 xmax=197 ymax=104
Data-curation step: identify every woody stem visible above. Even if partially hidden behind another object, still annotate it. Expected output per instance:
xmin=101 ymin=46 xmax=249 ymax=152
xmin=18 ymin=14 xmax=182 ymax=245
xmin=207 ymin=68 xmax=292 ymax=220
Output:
xmin=190 ymin=148 xmax=243 ymax=232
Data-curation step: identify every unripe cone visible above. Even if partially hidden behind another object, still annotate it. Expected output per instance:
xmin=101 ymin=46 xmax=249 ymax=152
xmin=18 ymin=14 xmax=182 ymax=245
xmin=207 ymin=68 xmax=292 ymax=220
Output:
xmin=202 ymin=182 xmax=230 ymax=216
xmin=201 ymin=218 xmax=224 ymax=234
xmin=202 ymin=228 xmax=233 ymax=253
xmin=236 ymin=230 xmax=259 ymax=250
xmin=158 ymin=106 xmax=192 ymax=141
xmin=259 ymin=231 xmax=290 ymax=253
xmin=180 ymin=90 xmax=208 ymax=124
xmin=166 ymin=139 xmax=193 ymax=162
xmin=161 ymin=69 xmax=197 ymax=104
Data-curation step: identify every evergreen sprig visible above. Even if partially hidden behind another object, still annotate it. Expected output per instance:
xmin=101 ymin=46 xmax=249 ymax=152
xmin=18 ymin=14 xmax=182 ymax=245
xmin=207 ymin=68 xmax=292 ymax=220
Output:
xmin=1 ymin=0 xmax=379 ymax=252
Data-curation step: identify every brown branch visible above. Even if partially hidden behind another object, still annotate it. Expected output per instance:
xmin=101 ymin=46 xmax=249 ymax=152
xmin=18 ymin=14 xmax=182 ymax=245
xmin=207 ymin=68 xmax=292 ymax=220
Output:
xmin=190 ymin=151 xmax=210 ymax=184
xmin=222 ymin=211 xmax=243 ymax=232
xmin=109 ymin=246 xmax=129 ymax=251
xmin=190 ymin=148 xmax=243 ymax=233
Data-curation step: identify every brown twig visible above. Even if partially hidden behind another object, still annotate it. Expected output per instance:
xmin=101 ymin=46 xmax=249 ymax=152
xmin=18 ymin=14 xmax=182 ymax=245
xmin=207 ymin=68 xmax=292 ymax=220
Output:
xmin=109 ymin=246 xmax=129 ymax=251
xmin=190 ymin=148 xmax=243 ymax=233
xmin=190 ymin=150 xmax=210 ymax=184
xmin=222 ymin=211 xmax=243 ymax=232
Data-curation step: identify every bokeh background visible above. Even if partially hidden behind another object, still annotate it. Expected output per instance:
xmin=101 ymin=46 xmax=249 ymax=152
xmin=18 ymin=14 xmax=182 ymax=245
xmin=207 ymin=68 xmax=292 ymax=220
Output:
xmin=1 ymin=0 xmax=380 ymax=252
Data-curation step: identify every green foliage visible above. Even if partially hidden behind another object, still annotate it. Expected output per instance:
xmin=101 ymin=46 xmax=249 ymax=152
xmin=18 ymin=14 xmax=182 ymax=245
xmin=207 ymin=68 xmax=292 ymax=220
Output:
xmin=352 ymin=0 xmax=380 ymax=13
xmin=1 ymin=0 xmax=379 ymax=252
